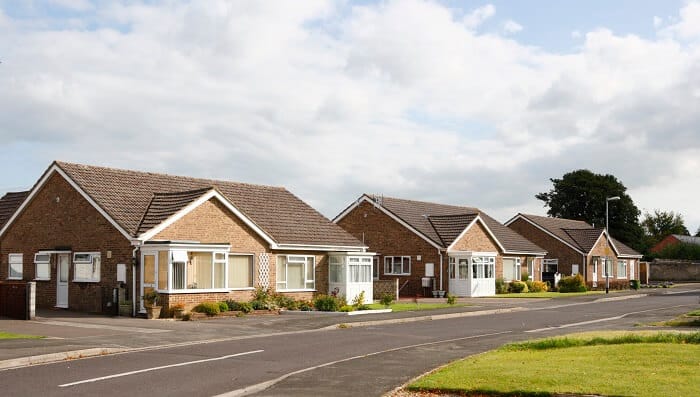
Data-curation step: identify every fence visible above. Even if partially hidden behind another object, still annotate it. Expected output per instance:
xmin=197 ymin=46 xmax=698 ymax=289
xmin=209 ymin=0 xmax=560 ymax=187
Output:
xmin=373 ymin=279 xmax=399 ymax=300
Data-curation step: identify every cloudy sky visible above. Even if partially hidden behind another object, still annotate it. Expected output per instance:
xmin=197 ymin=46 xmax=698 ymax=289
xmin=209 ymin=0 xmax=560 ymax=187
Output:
xmin=1 ymin=0 xmax=699 ymax=232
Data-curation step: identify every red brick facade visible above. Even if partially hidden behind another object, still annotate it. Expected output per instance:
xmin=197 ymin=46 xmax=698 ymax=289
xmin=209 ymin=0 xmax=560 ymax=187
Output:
xmin=0 ymin=173 xmax=133 ymax=312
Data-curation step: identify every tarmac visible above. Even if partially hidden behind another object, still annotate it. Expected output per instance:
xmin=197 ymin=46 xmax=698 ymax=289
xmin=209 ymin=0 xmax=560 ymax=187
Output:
xmin=0 ymin=292 xmax=652 ymax=371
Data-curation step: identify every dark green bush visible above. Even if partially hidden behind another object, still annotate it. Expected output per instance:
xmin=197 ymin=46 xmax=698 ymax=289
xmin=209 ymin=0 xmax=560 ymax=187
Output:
xmin=558 ymin=274 xmax=587 ymax=293
xmin=237 ymin=301 xmax=253 ymax=313
xmin=631 ymin=279 xmax=640 ymax=290
xmin=380 ymin=293 xmax=394 ymax=307
xmin=273 ymin=294 xmax=296 ymax=309
xmin=299 ymin=300 xmax=313 ymax=311
xmin=218 ymin=301 xmax=229 ymax=312
xmin=314 ymin=294 xmax=343 ymax=311
xmin=193 ymin=302 xmax=220 ymax=316
xmin=495 ymin=278 xmax=508 ymax=294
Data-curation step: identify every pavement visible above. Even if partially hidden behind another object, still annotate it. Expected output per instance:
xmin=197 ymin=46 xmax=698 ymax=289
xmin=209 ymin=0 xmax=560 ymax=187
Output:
xmin=0 ymin=288 xmax=677 ymax=371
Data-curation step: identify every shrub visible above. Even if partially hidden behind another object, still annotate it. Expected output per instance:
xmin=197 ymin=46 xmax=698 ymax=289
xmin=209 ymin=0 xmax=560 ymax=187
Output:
xmin=273 ymin=294 xmax=297 ymax=310
xmin=380 ymin=293 xmax=394 ymax=308
xmin=226 ymin=300 xmax=241 ymax=311
xmin=509 ymin=281 xmax=528 ymax=293
xmin=352 ymin=291 xmax=370 ymax=310
xmin=193 ymin=302 xmax=220 ymax=316
xmin=529 ymin=280 xmax=549 ymax=293
xmin=237 ymin=301 xmax=253 ymax=313
xmin=339 ymin=305 xmax=354 ymax=312
xmin=218 ymin=301 xmax=229 ymax=312
xmin=495 ymin=278 xmax=508 ymax=294
xmin=446 ymin=293 xmax=457 ymax=305
xmin=299 ymin=300 xmax=313 ymax=311
xmin=520 ymin=271 xmax=529 ymax=282
xmin=631 ymin=279 xmax=640 ymax=290
xmin=314 ymin=294 xmax=343 ymax=311
xmin=181 ymin=312 xmax=192 ymax=321
xmin=558 ymin=274 xmax=587 ymax=293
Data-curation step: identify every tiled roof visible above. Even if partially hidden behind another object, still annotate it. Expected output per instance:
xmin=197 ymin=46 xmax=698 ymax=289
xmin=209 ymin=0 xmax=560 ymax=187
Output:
xmin=0 ymin=191 xmax=30 ymax=229
xmin=672 ymin=234 xmax=700 ymax=246
xmin=563 ymin=228 xmax=605 ymax=252
xmin=137 ymin=187 xmax=213 ymax=235
xmin=369 ymin=195 xmax=545 ymax=254
xmin=428 ymin=214 xmax=477 ymax=247
xmin=517 ymin=213 xmax=641 ymax=256
xmin=54 ymin=162 xmax=362 ymax=247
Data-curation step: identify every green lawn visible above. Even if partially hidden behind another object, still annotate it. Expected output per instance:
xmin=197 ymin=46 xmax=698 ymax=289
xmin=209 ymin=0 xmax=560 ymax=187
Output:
xmin=0 ymin=331 xmax=43 ymax=340
xmin=492 ymin=290 xmax=610 ymax=298
xmin=651 ymin=308 xmax=700 ymax=327
xmin=409 ymin=332 xmax=700 ymax=397
xmin=366 ymin=303 xmax=465 ymax=312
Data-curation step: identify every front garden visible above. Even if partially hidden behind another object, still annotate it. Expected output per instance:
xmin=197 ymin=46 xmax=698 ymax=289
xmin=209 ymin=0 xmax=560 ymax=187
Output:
xmin=494 ymin=273 xmax=642 ymax=298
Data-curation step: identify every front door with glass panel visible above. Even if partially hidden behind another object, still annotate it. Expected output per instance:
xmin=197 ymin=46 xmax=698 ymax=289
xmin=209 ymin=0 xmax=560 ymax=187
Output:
xmin=56 ymin=254 xmax=70 ymax=308
xmin=141 ymin=254 xmax=156 ymax=312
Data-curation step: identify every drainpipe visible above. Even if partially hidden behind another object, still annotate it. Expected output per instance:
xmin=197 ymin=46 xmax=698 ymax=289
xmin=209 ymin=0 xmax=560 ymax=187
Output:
xmin=438 ymin=249 xmax=444 ymax=291
xmin=132 ymin=245 xmax=138 ymax=317
xmin=582 ymin=253 xmax=587 ymax=284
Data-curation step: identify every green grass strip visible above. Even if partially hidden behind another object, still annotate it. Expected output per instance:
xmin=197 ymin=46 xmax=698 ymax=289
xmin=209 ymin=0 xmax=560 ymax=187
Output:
xmin=501 ymin=332 xmax=700 ymax=351
xmin=366 ymin=303 xmax=465 ymax=312
xmin=0 ymin=331 xmax=44 ymax=340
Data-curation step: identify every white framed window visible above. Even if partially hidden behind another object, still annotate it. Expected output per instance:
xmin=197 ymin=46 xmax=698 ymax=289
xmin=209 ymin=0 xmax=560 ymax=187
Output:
xmin=372 ymin=257 xmax=379 ymax=280
xmin=384 ymin=256 xmax=411 ymax=275
xmin=329 ymin=256 xmax=345 ymax=283
xmin=228 ymin=254 xmax=254 ymax=289
xmin=34 ymin=253 xmax=51 ymax=280
xmin=276 ymin=255 xmax=315 ymax=291
xmin=472 ymin=256 xmax=495 ymax=279
xmin=8 ymin=254 xmax=23 ymax=280
xmin=572 ymin=264 xmax=579 ymax=275
xmin=348 ymin=257 xmax=372 ymax=283
xmin=502 ymin=257 xmax=521 ymax=282
xmin=527 ymin=257 xmax=535 ymax=280
xmin=543 ymin=259 xmax=559 ymax=273
xmin=604 ymin=257 xmax=614 ymax=278
xmin=73 ymin=252 xmax=100 ymax=282
xmin=617 ymin=260 xmax=627 ymax=279
xmin=448 ymin=257 xmax=456 ymax=279
xmin=187 ymin=251 xmax=231 ymax=289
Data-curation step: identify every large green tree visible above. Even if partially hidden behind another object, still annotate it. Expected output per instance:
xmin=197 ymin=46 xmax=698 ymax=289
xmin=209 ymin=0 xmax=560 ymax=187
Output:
xmin=641 ymin=210 xmax=689 ymax=249
xmin=536 ymin=169 xmax=643 ymax=249
xmin=696 ymin=227 xmax=700 ymax=237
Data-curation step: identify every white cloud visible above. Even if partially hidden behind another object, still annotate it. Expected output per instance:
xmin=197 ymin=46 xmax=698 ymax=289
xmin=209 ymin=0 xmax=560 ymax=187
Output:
xmin=503 ymin=19 xmax=522 ymax=34
xmin=571 ymin=30 xmax=582 ymax=39
xmin=0 ymin=0 xmax=699 ymax=233
xmin=653 ymin=15 xmax=663 ymax=28
xmin=463 ymin=4 xmax=495 ymax=29
xmin=660 ymin=1 xmax=700 ymax=39
xmin=48 ymin=0 xmax=94 ymax=11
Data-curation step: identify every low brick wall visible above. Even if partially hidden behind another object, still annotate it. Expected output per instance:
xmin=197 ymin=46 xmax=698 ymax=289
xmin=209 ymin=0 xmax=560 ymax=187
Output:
xmin=650 ymin=259 xmax=700 ymax=282
xmin=373 ymin=279 xmax=398 ymax=300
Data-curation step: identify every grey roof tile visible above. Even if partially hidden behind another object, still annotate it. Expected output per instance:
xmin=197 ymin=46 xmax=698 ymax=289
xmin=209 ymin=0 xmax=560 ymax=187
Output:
xmin=0 ymin=191 xmax=29 ymax=229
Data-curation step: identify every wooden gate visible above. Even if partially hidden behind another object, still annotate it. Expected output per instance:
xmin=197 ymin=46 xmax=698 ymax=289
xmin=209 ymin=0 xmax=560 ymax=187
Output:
xmin=0 ymin=281 xmax=28 ymax=320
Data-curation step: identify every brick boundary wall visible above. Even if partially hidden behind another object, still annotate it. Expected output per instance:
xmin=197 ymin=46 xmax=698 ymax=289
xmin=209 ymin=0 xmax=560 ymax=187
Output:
xmin=650 ymin=259 xmax=700 ymax=282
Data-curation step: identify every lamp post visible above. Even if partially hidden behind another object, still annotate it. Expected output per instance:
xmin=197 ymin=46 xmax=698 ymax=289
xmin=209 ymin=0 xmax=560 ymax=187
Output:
xmin=605 ymin=196 xmax=621 ymax=294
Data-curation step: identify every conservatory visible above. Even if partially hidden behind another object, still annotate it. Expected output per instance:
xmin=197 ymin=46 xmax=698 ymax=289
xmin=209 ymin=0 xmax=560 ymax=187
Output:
xmin=328 ymin=252 xmax=376 ymax=304
xmin=447 ymin=251 xmax=497 ymax=297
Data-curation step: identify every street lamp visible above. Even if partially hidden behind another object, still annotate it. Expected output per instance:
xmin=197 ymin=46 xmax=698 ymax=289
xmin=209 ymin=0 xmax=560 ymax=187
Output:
xmin=605 ymin=196 xmax=621 ymax=294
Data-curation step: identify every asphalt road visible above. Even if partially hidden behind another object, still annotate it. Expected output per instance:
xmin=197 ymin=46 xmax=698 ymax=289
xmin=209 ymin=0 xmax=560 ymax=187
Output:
xmin=1 ymin=287 xmax=698 ymax=397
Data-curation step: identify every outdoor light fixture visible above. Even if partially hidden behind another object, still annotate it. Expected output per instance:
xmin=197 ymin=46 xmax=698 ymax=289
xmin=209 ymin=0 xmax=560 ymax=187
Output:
xmin=605 ymin=196 xmax=621 ymax=294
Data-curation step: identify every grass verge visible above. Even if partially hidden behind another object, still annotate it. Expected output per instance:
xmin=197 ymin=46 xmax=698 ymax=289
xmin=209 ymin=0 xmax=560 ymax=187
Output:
xmin=0 ymin=331 xmax=44 ymax=340
xmin=649 ymin=308 xmax=700 ymax=327
xmin=492 ymin=290 xmax=608 ymax=298
xmin=408 ymin=331 xmax=700 ymax=397
xmin=366 ymin=303 xmax=465 ymax=312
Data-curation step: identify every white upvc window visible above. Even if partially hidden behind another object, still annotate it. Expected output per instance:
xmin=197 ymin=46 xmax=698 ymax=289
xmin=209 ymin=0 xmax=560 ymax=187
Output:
xmin=34 ymin=253 xmax=51 ymax=280
xmin=372 ymin=257 xmax=379 ymax=280
xmin=448 ymin=257 xmax=456 ymax=279
xmin=543 ymin=259 xmax=558 ymax=273
xmin=502 ymin=257 xmax=521 ymax=282
xmin=617 ymin=260 xmax=627 ymax=279
xmin=8 ymin=254 xmax=23 ymax=280
xmin=348 ymin=257 xmax=372 ymax=283
xmin=384 ymin=256 xmax=410 ymax=275
xmin=604 ymin=257 xmax=614 ymax=278
xmin=329 ymin=255 xmax=344 ymax=283
xmin=73 ymin=252 xmax=100 ymax=282
xmin=228 ymin=254 xmax=254 ymax=289
xmin=276 ymin=255 xmax=315 ymax=291
xmin=471 ymin=256 xmax=495 ymax=279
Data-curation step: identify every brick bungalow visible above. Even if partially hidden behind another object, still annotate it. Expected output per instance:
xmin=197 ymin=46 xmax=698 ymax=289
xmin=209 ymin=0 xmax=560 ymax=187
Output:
xmin=334 ymin=195 xmax=546 ymax=297
xmin=505 ymin=214 xmax=642 ymax=287
xmin=0 ymin=161 xmax=373 ymax=316
xmin=650 ymin=234 xmax=700 ymax=255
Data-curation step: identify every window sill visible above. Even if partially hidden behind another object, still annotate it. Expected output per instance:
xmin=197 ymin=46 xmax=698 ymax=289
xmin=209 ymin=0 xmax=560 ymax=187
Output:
xmin=159 ymin=289 xmax=230 ymax=294
xmin=384 ymin=273 xmax=411 ymax=276
xmin=276 ymin=289 xmax=316 ymax=293
xmin=34 ymin=278 xmax=51 ymax=281
xmin=7 ymin=277 xmax=23 ymax=280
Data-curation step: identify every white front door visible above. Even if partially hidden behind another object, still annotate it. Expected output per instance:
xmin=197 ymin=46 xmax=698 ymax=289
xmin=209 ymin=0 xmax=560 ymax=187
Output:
xmin=56 ymin=254 xmax=70 ymax=308
xmin=629 ymin=259 xmax=635 ymax=279
xmin=592 ymin=259 xmax=598 ymax=288
xmin=140 ymin=254 xmax=157 ymax=312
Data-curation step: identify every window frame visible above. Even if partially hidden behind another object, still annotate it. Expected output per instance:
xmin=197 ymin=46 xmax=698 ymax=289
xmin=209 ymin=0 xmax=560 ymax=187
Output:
xmin=617 ymin=259 xmax=627 ymax=279
xmin=502 ymin=257 xmax=521 ymax=282
xmin=383 ymin=256 xmax=411 ymax=275
xmin=276 ymin=255 xmax=316 ymax=292
xmin=348 ymin=256 xmax=372 ymax=284
xmin=227 ymin=253 xmax=255 ymax=290
xmin=8 ymin=253 xmax=23 ymax=280
xmin=34 ymin=252 xmax=51 ymax=281
xmin=73 ymin=251 xmax=101 ymax=282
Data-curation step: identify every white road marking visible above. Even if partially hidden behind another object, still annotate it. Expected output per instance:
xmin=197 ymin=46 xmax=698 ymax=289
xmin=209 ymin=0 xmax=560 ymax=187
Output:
xmin=58 ymin=350 xmax=263 ymax=387
xmin=215 ymin=331 xmax=512 ymax=397
xmin=525 ymin=304 xmax=691 ymax=333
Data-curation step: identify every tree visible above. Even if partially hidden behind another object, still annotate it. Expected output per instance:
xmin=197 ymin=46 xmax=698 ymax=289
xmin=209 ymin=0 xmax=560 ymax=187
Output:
xmin=696 ymin=226 xmax=700 ymax=237
xmin=641 ymin=210 xmax=689 ymax=248
xmin=536 ymin=169 xmax=643 ymax=249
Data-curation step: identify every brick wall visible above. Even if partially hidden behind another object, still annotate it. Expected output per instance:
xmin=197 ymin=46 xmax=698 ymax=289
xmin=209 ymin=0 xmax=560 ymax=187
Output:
xmin=0 ymin=173 xmax=133 ymax=313
xmin=336 ymin=201 xmax=442 ymax=296
xmin=649 ymin=259 xmax=700 ymax=281
xmin=451 ymin=221 xmax=504 ymax=278
xmin=587 ymin=236 xmax=620 ymax=281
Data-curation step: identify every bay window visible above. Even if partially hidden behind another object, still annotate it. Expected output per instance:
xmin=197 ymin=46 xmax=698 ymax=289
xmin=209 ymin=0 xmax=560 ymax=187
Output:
xmin=471 ymin=256 xmax=495 ymax=279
